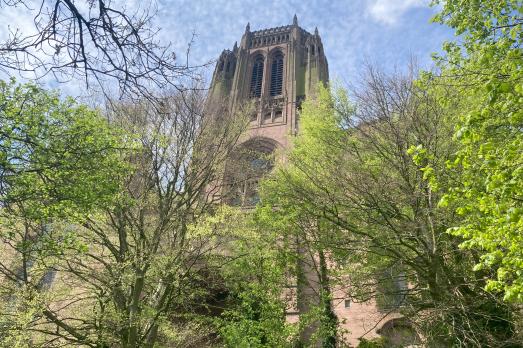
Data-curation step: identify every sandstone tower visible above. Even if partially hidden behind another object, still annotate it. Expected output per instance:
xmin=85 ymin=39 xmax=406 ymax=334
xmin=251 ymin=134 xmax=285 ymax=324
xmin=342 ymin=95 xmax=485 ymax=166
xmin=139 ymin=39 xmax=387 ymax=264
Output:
xmin=207 ymin=16 xmax=418 ymax=347
xmin=207 ymin=14 xmax=328 ymax=151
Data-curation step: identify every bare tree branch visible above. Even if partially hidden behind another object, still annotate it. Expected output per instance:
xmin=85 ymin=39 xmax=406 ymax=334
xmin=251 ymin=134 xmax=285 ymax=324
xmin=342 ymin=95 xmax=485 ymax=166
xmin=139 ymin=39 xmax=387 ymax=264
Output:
xmin=0 ymin=0 xmax=203 ymax=101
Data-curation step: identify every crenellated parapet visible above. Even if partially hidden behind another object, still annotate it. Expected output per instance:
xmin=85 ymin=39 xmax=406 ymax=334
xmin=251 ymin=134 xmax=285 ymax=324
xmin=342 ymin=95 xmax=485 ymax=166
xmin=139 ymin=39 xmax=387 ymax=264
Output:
xmin=248 ymin=26 xmax=293 ymax=48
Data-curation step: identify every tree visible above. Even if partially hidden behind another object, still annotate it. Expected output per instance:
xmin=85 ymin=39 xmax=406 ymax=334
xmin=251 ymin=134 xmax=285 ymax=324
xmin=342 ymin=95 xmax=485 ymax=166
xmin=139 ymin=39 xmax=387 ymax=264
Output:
xmin=210 ymin=207 xmax=297 ymax=348
xmin=258 ymin=70 xmax=522 ymax=346
xmin=431 ymin=0 xmax=523 ymax=302
xmin=0 ymin=78 xmax=130 ymax=346
xmin=257 ymin=164 xmax=344 ymax=347
xmin=0 ymin=86 xmax=248 ymax=347
xmin=0 ymin=0 xmax=196 ymax=101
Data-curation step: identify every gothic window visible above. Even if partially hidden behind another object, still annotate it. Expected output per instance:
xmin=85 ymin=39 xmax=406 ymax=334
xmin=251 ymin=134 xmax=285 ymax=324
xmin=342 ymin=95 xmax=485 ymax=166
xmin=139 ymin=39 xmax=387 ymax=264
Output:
xmin=270 ymin=52 xmax=284 ymax=96
xmin=224 ymin=139 xmax=276 ymax=207
xmin=218 ymin=61 xmax=224 ymax=71
xmin=250 ymin=55 xmax=264 ymax=98
xmin=226 ymin=61 xmax=230 ymax=72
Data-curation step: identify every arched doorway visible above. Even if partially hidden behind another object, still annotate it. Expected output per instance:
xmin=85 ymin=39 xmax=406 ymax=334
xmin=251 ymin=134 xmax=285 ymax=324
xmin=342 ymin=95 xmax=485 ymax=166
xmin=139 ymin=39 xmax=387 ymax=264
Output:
xmin=377 ymin=318 xmax=421 ymax=347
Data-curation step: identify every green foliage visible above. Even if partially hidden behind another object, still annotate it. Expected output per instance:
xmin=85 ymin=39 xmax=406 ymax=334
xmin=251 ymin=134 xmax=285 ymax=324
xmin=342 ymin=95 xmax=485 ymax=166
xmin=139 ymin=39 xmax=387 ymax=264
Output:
xmin=210 ymin=207 xmax=296 ymax=348
xmin=254 ymin=86 xmax=356 ymax=346
xmin=0 ymin=88 xmax=247 ymax=347
xmin=0 ymin=79 xmax=131 ymax=345
xmin=0 ymin=287 xmax=49 ymax=348
xmin=357 ymin=337 xmax=387 ymax=348
xmin=0 ymin=78 xmax=129 ymax=222
xmin=260 ymin=75 xmax=521 ymax=345
xmin=431 ymin=0 xmax=523 ymax=301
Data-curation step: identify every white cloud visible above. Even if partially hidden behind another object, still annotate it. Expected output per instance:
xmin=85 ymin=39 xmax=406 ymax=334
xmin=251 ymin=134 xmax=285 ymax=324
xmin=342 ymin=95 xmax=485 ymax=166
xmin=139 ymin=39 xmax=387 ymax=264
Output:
xmin=367 ymin=0 xmax=428 ymax=26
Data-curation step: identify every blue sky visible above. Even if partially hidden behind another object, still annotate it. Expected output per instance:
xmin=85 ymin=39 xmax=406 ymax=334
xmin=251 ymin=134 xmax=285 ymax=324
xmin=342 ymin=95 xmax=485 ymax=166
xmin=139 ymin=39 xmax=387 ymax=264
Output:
xmin=0 ymin=0 xmax=455 ymax=95
xmin=155 ymin=0 xmax=455 ymax=85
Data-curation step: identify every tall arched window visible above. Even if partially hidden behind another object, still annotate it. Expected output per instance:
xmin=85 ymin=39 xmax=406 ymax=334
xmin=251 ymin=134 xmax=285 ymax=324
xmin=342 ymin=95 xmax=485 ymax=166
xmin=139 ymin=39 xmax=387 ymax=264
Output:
xmin=250 ymin=55 xmax=264 ymax=98
xmin=270 ymin=52 xmax=284 ymax=96
xmin=224 ymin=138 xmax=276 ymax=207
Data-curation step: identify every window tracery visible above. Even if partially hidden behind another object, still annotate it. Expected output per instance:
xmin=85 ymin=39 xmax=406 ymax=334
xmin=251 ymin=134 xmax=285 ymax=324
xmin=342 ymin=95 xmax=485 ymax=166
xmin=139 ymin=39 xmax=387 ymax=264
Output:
xmin=250 ymin=55 xmax=264 ymax=98
xmin=270 ymin=52 xmax=284 ymax=96
xmin=224 ymin=139 xmax=276 ymax=207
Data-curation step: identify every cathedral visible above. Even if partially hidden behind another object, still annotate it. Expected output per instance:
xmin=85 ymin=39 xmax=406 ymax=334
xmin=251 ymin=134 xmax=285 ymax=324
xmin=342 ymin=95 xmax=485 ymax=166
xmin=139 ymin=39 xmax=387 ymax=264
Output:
xmin=207 ymin=15 xmax=419 ymax=347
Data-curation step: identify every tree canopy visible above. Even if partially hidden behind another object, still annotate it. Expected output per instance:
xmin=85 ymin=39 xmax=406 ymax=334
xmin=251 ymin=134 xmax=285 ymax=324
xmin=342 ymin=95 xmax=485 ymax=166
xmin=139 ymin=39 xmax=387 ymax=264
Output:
xmin=431 ymin=0 xmax=523 ymax=302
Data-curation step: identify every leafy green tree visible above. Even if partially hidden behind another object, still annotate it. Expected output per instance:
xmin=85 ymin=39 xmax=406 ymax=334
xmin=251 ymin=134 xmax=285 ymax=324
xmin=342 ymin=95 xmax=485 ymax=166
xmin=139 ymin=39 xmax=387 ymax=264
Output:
xmin=259 ymin=71 xmax=521 ymax=346
xmin=0 ymin=78 xmax=250 ymax=347
xmin=0 ymin=79 xmax=130 ymax=345
xmin=209 ymin=207 xmax=296 ymax=348
xmin=10 ymin=89 xmax=247 ymax=347
xmin=0 ymin=79 xmax=127 ymax=219
xmin=254 ymin=85 xmax=365 ymax=347
xmin=431 ymin=0 xmax=523 ymax=302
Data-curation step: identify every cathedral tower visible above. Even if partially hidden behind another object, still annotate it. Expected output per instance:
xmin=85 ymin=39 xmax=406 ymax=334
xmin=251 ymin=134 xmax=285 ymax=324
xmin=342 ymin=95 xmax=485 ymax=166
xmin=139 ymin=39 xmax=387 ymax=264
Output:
xmin=207 ymin=15 xmax=328 ymax=151
xmin=207 ymin=17 xmax=418 ymax=347
xmin=207 ymin=15 xmax=333 ymax=343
